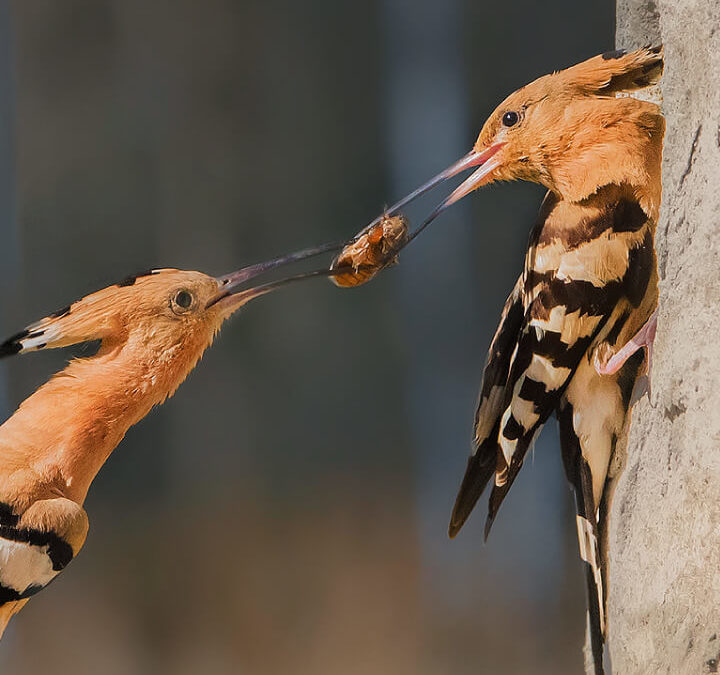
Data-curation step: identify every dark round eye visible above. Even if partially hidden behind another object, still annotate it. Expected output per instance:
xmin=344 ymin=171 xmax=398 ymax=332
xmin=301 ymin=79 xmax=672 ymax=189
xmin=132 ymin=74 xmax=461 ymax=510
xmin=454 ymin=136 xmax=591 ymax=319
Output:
xmin=502 ymin=111 xmax=519 ymax=127
xmin=174 ymin=290 xmax=193 ymax=309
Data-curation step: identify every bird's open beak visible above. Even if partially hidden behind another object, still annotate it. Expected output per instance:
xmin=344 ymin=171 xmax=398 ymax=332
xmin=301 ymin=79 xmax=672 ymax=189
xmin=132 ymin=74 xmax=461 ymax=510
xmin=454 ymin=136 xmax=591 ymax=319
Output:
xmin=362 ymin=142 xmax=505 ymax=250
xmin=438 ymin=142 xmax=505 ymax=208
xmin=207 ymin=241 xmax=343 ymax=313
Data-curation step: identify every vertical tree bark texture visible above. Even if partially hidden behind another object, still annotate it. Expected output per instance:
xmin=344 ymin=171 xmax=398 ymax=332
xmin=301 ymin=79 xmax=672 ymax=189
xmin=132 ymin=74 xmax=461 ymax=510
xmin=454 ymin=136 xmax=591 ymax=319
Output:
xmin=609 ymin=2 xmax=720 ymax=673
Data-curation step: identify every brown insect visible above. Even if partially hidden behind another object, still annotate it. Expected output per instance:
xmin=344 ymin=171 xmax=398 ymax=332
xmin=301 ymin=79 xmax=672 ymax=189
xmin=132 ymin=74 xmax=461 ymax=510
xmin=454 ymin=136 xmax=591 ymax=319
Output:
xmin=330 ymin=214 xmax=409 ymax=287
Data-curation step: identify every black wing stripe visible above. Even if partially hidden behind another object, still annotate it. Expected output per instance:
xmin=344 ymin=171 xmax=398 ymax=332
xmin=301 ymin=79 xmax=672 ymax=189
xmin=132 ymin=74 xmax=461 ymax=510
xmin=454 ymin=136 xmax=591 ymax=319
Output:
xmin=0 ymin=524 xmax=74 ymax=572
xmin=536 ymin=277 xmax=624 ymax=317
xmin=526 ymin=329 xmax=594 ymax=369
xmin=501 ymin=415 xmax=524 ymax=441
xmin=535 ymin=191 xmax=647 ymax=249
xmin=518 ymin=377 xmax=547 ymax=402
xmin=0 ymin=581 xmax=46 ymax=605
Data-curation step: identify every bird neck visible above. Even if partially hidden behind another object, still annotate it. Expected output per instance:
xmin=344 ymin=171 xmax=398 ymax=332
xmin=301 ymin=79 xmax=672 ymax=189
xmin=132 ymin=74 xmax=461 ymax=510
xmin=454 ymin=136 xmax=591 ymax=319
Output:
xmin=545 ymin=99 xmax=664 ymax=220
xmin=0 ymin=332 xmax=211 ymax=507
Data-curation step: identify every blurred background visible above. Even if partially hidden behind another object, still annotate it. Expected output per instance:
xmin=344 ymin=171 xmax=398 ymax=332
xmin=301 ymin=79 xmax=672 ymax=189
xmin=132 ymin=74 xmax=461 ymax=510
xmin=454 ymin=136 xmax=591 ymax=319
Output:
xmin=0 ymin=1 xmax=613 ymax=673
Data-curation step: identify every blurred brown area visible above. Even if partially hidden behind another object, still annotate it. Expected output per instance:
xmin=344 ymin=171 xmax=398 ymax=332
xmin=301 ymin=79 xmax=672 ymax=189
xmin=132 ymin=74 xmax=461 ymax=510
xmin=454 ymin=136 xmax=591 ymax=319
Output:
xmin=0 ymin=1 xmax=611 ymax=673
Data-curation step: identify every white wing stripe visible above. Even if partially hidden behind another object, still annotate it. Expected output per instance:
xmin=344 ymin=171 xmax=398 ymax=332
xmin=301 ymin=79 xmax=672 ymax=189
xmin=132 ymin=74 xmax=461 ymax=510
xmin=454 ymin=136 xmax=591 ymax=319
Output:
xmin=0 ymin=537 xmax=58 ymax=594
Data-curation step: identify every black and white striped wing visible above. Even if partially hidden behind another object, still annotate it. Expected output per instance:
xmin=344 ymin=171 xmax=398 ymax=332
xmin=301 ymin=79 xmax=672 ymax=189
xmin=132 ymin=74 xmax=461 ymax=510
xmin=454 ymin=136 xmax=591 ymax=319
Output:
xmin=0 ymin=504 xmax=76 ymax=605
xmin=449 ymin=187 xmax=655 ymax=540
xmin=482 ymin=284 xmax=612 ymax=536
xmin=449 ymin=275 xmax=611 ymax=538
xmin=448 ymin=276 xmax=524 ymax=537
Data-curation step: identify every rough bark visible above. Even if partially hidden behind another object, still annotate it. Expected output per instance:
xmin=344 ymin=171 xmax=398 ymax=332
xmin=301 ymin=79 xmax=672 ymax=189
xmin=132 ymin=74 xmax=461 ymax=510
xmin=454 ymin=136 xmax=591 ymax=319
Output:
xmin=609 ymin=2 xmax=720 ymax=673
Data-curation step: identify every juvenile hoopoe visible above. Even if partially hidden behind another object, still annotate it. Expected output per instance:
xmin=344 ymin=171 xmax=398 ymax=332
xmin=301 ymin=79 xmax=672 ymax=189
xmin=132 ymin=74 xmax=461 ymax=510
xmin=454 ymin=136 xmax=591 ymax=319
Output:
xmin=369 ymin=47 xmax=664 ymax=673
xmin=0 ymin=243 xmax=340 ymax=638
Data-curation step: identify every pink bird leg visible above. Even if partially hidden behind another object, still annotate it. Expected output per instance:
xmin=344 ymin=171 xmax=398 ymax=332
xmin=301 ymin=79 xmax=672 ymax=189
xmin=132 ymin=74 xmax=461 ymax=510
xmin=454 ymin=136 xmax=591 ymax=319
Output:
xmin=594 ymin=309 xmax=657 ymax=379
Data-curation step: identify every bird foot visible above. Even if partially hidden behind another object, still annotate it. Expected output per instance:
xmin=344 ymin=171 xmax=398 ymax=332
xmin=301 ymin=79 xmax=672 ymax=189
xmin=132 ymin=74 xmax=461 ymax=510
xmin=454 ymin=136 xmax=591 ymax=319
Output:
xmin=594 ymin=311 xmax=657 ymax=391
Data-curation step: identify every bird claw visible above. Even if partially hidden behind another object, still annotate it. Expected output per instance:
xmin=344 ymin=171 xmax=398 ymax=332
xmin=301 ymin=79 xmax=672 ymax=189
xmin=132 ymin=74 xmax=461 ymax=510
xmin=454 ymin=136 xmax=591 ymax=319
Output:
xmin=594 ymin=311 xmax=657 ymax=393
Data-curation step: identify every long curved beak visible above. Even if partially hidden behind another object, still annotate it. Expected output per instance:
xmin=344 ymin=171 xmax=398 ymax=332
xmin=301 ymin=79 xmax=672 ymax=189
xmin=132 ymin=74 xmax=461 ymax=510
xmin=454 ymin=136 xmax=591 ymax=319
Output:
xmin=207 ymin=241 xmax=343 ymax=313
xmin=207 ymin=142 xmax=504 ymax=313
xmin=360 ymin=142 xmax=505 ymax=251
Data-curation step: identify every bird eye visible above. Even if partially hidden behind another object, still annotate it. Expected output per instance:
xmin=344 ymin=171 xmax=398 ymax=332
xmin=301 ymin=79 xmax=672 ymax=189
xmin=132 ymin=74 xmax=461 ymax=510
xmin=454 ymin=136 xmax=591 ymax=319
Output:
xmin=172 ymin=289 xmax=194 ymax=313
xmin=502 ymin=111 xmax=519 ymax=127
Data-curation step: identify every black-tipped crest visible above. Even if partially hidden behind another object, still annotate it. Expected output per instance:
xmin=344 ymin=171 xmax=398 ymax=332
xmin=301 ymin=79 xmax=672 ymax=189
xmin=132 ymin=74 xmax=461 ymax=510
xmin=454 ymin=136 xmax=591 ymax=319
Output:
xmin=116 ymin=269 xmax=159 ymax=287
xmin=0 ymin=331 xmax=29 ymax=358
xmin=49 ymin=305 xmax=72 ymax=319
xmin=566 ymin=45 xmax=664 ymax=96
xmin=0 ymin=329 xmax=48 ymax=359
xmin=601 ymin=49 xmax=626 ymax=61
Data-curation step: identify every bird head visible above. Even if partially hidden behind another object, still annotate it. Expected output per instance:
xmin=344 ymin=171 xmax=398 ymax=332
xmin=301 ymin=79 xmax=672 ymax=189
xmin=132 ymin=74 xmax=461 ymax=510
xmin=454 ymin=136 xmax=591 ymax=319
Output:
xmin=383 ymin=46 xmax=664 ymax=245
xmin=0 ymin=243 xmax=338 ymax=372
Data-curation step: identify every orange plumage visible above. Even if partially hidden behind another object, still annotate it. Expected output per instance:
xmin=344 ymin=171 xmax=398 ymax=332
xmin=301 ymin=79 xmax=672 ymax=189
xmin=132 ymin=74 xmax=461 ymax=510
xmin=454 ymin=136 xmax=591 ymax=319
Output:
xmin=0 ymin=246 xmax=334 ymax=636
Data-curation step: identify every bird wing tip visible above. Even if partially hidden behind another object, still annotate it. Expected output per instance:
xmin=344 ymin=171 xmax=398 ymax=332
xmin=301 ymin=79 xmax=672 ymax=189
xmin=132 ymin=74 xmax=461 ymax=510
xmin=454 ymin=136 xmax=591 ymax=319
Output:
xmin=448 ymin=515 xmax=466 ymax=539
xmin=483 ymin=515 xmax=495 ymax=542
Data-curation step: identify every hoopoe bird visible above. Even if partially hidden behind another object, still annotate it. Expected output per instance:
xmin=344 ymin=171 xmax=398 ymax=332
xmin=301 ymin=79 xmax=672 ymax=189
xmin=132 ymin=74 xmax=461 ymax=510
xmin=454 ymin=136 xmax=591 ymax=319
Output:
xmin=0 ymin=243 xmax=340 ymax=638
xmin=370 ymin=47 xmax=664 ymax=673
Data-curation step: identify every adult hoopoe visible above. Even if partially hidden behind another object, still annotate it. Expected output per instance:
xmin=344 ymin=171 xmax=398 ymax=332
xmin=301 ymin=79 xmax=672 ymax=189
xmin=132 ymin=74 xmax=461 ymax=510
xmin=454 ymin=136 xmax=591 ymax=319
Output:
xmin=371 ymin=47 xmax=664 ymax=673
xmin=0 ymin=243 xmax=340 ymax=638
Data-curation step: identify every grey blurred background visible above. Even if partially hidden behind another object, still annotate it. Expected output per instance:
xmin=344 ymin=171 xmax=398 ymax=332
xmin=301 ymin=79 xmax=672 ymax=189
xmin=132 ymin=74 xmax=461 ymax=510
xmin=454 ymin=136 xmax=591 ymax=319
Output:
xmin=0 ymin=1 xmax=612 ymax=673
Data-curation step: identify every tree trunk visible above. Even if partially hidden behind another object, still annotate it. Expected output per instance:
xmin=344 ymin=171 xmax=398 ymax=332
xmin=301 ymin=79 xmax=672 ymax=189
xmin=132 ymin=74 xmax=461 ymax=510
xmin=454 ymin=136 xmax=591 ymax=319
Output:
xmin=608 ymin=2 xmax=720 ymax=673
